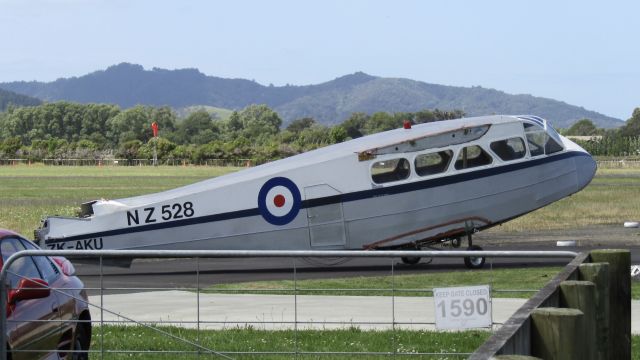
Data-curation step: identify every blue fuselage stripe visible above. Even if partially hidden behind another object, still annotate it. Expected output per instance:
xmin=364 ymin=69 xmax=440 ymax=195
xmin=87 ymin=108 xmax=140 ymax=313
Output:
xmin=44 ymin=151 xmax=590 ymax=244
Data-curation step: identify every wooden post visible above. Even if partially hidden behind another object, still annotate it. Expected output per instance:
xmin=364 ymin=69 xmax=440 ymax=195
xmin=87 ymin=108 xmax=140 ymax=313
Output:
xmin=579 ymin=262 xmax=610 ymax=360
xmin=531 ymin=307 xmax=584 ymax=360
xmin=559 ymin=280 xmax=597 ymax=360
xmin=590 ymin=249 xmax=631 ymax=360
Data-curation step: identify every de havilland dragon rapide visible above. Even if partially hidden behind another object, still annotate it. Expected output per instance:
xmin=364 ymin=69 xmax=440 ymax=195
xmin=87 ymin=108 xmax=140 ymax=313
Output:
xmin=35 ymin=115 xmax=596 ymax=268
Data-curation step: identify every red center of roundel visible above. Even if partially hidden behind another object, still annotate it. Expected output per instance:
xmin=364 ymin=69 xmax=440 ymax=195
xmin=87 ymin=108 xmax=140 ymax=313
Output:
xmin=273 ymin=194 xmax=286 ymax=208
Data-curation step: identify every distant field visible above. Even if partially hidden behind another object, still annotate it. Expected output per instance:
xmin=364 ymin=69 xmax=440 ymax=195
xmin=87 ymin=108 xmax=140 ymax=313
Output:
xmin=494 ymin=167 xmax=640 ymax=232
xmin=0 ymin=164 xmax=239 ymax=236
xmin=0 ymin=164 xmax=638 ymax=237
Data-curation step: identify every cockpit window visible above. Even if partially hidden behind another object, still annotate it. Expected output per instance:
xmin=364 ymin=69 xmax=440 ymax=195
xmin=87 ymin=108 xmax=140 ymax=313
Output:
xmin=490 ymin=137 xmax=526 ymax=161
xmin=454 ymin=145 xmax=493 ymax=170
xmin=371 ymin=158 xmax=410 ymax=184
xmin=524 ymin=123 xmax=563 ymax=156
xmin=415 ymin=150 xmax=453 ymax=176
xmin=545 ymin=136 xmax=563 ymax=154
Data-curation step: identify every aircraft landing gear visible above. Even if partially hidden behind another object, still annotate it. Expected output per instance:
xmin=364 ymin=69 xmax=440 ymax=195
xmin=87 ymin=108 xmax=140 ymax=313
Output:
xmin=463 ymin=233 xmax=485 ymax=269
xmin=401 ymin=256 xmax=421 ymax=265
xmin=451 ymin=237 xmax=462 ymax=248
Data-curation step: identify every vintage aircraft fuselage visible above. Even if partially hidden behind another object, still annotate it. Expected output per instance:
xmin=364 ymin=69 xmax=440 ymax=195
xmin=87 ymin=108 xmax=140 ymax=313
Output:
xmin=35 ymin=115 xmax=596 ymax=252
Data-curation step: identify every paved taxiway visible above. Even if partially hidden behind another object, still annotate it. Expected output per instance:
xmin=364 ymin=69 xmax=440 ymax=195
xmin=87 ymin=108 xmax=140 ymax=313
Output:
xmin=72 ymin=240 xmax=639 ymax=333
xmin=87 ymin=292 xmax=640 ymax=333
xmin=74 ymin=244 xmax=640 ymax=294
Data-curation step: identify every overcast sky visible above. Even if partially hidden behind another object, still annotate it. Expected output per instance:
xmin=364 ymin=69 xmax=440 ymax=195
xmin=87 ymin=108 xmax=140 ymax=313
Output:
xmin=1 ymin=0 xmax=638 ymax=120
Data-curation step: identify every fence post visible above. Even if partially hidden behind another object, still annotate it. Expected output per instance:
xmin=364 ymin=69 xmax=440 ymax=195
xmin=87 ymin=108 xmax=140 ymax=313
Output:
xmin=559 ymin=281 xmax=597 ymax=360
xmin=590 ymin=249 xmax=631 ymax=360
xmin=578 ymin=262 xmax=609 ymax=360
xmin=493 ymin=355 xmax=541 ymax=359
xmin=530 ymin=307 xmax=584 ymax=360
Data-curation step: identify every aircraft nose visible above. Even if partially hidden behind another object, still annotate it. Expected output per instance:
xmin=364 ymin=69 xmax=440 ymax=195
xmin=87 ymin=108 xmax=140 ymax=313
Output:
xmin=575 ymin=153 xmax=597 ymax=191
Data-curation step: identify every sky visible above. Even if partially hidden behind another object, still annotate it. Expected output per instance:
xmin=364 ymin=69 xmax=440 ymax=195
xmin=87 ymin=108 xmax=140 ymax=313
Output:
xmin=0 ymin=0 xmax=638 ymax=120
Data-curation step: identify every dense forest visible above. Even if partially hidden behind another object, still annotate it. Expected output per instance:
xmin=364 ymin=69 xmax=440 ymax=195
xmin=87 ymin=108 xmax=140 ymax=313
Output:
xmin=0 ymin=101 xmax=637 ymax=163
xmin=0 ymin=102 xmax=464 ymax=163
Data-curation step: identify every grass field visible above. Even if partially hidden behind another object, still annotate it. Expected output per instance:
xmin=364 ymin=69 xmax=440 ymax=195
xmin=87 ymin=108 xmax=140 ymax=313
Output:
xmin=0 ymin=164 xmax=239 ymax=236
xmin=0 ymin=164 xmax=639 ymax=236
xmin=204 ymin=266 xmax=562 ymax=298
xmin=204 ymin=266 xmax=640 ymax=300
xmin=88 ymin=325 xmax=640 ymax=359
xmin=497 ymin=167 xmax=640 ymax=231
xmin=91 ymin=325 xmax=489 ymax=359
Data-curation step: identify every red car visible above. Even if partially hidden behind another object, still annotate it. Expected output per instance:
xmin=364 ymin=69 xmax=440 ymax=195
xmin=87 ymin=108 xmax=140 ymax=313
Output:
xmin=0 ymin=229 xmax=91 ymax=360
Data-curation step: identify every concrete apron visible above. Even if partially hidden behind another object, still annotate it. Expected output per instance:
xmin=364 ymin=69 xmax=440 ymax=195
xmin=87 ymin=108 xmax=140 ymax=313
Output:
xmin=87 ymin=291 xmax=638 ymax=332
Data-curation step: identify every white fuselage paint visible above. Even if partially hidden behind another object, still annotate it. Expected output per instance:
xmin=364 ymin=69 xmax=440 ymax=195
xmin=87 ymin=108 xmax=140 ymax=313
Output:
xmin=36 ymin=115 xmax=596 ymax=251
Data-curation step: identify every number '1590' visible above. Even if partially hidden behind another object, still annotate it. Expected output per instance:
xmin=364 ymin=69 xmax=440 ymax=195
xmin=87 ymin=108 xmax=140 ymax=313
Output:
xmin=436 ymin=298 xmax=488 ymax=318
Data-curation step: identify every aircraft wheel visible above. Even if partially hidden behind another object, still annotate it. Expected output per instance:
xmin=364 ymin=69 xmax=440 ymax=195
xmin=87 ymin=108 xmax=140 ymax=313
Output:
xmin=464 ymin=245 xmax=485 ymax=269
xmin=401 ymin=256 xmax=421 ymax=265
xmin=451 ymin=237 xmax=462 ymax=248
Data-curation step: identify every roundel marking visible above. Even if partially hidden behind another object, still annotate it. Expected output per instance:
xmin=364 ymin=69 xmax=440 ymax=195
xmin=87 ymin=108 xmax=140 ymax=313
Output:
xmin=258 ymin=177 xmax=302 ymax=225
xmin=273 ymin=194 xmax=286 ymax=208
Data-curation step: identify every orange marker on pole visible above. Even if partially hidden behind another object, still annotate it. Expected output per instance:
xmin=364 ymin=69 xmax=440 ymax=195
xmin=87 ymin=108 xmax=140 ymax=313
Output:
xmin=151 ymin=121 xmax=159 ymax=137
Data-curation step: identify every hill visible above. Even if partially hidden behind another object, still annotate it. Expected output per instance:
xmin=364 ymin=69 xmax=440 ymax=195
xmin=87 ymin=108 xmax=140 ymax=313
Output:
xmin=0 ymin=63 xmax=623 ymax=128
xmin=0 ymin=88 xmax=42 ymax=111
xmin=175 ymin=105 xmax=234 ymax=121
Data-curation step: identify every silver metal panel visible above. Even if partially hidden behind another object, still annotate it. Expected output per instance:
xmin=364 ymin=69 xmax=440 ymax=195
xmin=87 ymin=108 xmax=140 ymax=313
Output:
xmin=305 ymin=185 xmax=346 ymax=248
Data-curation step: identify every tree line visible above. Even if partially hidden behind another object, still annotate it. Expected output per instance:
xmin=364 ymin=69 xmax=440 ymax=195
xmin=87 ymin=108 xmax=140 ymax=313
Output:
xmin=1 ymin=101 xmax=638 ymax=162
xmin=564 ymin=108 xmax=640 ymax=157
xmin=0 ymin=102 xmax=464 ymax=163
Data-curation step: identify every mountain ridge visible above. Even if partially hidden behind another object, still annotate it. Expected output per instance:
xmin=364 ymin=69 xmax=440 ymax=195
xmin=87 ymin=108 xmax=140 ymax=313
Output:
xmin=0 ymin=88 xmax=42 ymax=111
xmin=0 ymin=63 xmax=623 ymax=128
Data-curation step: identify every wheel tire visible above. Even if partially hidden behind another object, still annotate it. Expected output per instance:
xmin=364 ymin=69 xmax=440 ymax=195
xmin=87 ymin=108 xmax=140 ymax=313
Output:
xmin=71 ymin=324 xmax=89 ymax=360
xmin=464 ymin=245 xmax=485 ymax=269
xmin=451 ymin=237 xmax=462 ymax=248
xmin=401 ymin=256 xmax=421 ymax=265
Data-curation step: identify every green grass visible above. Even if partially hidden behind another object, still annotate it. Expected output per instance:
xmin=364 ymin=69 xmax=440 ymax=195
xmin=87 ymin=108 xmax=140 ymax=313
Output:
xmin=494 ymin=167 xmax=640 ymax=231
xmin=206 ymin=268 xmax=640 ymax=300
xmin=2 ymin=162 xmax=639 ymax=236
xmin=90 ymin=325 xmax=488 ymax=359
xmin=87 ymin=325 xmax=640 ymax=359
xmin=205 ymin=266 xmax=562 ymax=298
xmin=0 ymin=164 xmax=240 ymax=236
xmin=0 ymin=163 xmax=638 ymax=261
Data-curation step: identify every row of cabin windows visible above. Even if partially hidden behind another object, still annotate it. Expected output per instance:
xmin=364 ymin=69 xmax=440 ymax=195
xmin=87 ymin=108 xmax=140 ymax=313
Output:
xmin=371 ymin=134 xmax=562 ymax=184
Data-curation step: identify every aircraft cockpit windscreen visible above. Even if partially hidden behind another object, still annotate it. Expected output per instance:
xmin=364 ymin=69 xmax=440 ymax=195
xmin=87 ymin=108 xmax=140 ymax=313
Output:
xmin=524 ymin=123 xmax=563 ymax=156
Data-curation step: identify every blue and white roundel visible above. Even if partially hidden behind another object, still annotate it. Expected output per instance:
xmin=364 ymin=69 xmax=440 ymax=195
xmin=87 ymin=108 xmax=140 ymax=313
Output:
xmin=258 ymin=177 xmax=302 ymax=225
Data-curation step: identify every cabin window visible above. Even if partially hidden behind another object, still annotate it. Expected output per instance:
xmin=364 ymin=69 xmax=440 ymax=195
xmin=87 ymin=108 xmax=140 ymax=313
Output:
xmin=371 ymin=158 xmax=410 ymax=184
xmin=524 ymin=123 xmax=563 ymax=156
xmin=454 ymin=145 xmax=493 ymax=170
xmin=415 ymin=150 xmax=453 ymax=176
xmin=490 ymin=137 xmax=526 ymax=161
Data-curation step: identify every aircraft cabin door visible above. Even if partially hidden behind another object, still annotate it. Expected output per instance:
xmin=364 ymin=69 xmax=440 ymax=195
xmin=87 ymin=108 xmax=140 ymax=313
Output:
xmin=304 ymin=184 xmax=347 ymax=248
